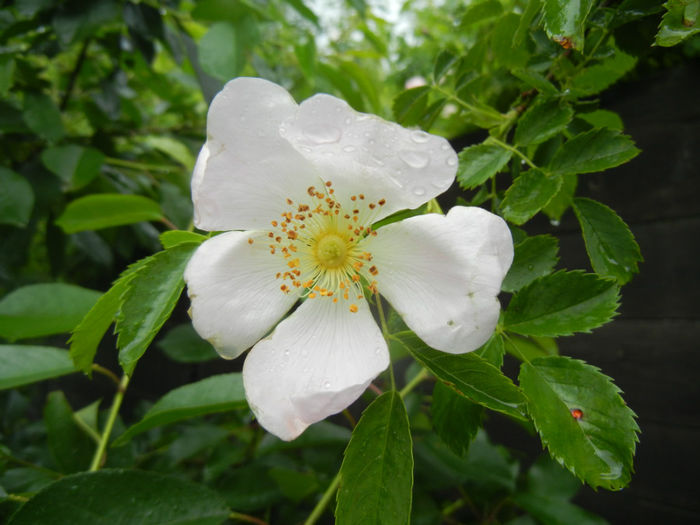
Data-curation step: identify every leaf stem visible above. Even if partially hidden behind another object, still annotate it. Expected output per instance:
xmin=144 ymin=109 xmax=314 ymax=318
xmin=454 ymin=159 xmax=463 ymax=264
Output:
xmin=105 ymin=156 xmax=180 ymax=173
xmin=399 ymin=368 xmax=429 ymax=398
xmin=303 ymin=472 xmax=342 ymax=525
xmin=375 ymin=294 xmax=396 ymax=391
xmin=228 ymin=511 xmax=269 ymax=525
xmin=486 ymin=137 xmax=537 ymax=170
xmin=0 ymin=450 xmax=62 ymax=478
xmin=89 ymin=374 xmax=130 ymax=471
xmin=91 ymin=363 xmax=121 ymax=387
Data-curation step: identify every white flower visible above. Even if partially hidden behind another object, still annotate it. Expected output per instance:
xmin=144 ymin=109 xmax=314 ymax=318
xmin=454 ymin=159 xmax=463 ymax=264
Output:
xmin=184 ymin=78 xmax=513 ymax=441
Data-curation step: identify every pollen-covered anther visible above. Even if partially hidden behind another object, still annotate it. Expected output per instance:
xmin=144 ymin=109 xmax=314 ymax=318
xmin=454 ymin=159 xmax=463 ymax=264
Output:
xmin=349 ymin=304 xmax=358 ymax=313
xmin=369 ymin=265 xmax=378 ymax=275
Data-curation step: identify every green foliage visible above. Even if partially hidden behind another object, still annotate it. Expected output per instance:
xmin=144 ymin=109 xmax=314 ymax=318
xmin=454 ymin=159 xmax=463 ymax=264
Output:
xmin=336 ymin=392 xmax=413 ymax=525
xmin=0 ymin=0 xmax=679 ymax=520
xmin=0 ymin=345 xmax=77 ymax=390
xmin=0 ymin=168 xmax=34 ymax=227
xmin=56 ymin=194 xmax=165 ymax=234
xmin=504 ymin=271 xmax=620 ymax=337
xmin=573 ymin=197 xmax=643 ymax=284
xmin=7 ymin=469 xmax=230 ymax=525
xmin=115 ymin=243 xmax=198 ymax=375
xmin=114 ymin=374 xmax=246 ymax=445
xmin=0 ymin=284 xmax=101 ymax=341
xmin=519 ymin=357 xmax=639 ymax=490
xmin=396 ymin=332 xmax=527 ymax=420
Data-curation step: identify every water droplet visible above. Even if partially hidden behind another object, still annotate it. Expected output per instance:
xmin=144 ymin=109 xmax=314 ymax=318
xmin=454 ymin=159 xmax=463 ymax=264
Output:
xmin=527 ymin=264 xmax=534 ymax=271
xmin=399 ymin=150 xmax=430 ymax=169
xmin=283 ymin=349 xmax=290 ymax=356
xmin=446 ymin=156 xmax=457 ymax=166
xmin=373 ymin=157 xmax=385 ymax=166
xmin=324 ymin=381 xmax=331 ymax=389
xmin=374 ymin=346 xmax=382 ymax=354
xmin=343 ymin=145 xmax=356 ymax=153
xmin=344 ymin=116 xmax=352 ymax=124
xmin=412 ymin=186 xmax=426 ymax=196
xmin=301 ymin=349 xmax=308 ymax=357
xmin=410 ymin=130 xmax=430 ymax=143
xmin=304 ymin=124 xmax=342 ymax=144
xmin=550 ymin=219 xmax=560 ymax=227
xmin=441 ymin=143 xmax=449 ymax=151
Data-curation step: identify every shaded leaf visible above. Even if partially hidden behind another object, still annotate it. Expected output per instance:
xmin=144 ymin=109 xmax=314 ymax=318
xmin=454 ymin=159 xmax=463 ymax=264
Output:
xmin=550 ymin=129 xmax=640 ymax=176
xmin=116 ymin=243 xmax=198 ymax=375
xmin=543 ymin=174 xmax=577 ymax=222
xmin=655 ymin=0 xmax=700 ymax=46
xmin=44 ymin=391 xmax=94 ymax=473
xmin=56 ymin=194 xmax=164 ymax=234
xmin=0 ymin=167 xmax=34 ymax=227
xmin=570 ymin=47 xmax=637 ymax=97
xmin=573 ymin=197 xmax=642 ymax=284
xmin=40 ymin=145 xmax=104 ymax=190
xmin=395 ymin=331 xmax=527 ymax=419
xmin=503 ymin=235 xmax=560 ymax=293
xmin=198 ymin=22 xmax=245 ymax=81
xmin=433 ymin=50 xmax=459 ymax=82
xmin=0 ymin=283 xmax=101 ymax=341
xmin=7 ymin=469 xmax=229 ymax=525
xmin=432 ymin=381 xmax=482 ymax=457
xmin=157 ymin=323 xmax=218 ymax=363
xmin=515 ymin=100 xmax=574 ymax=147
xmin=393 ymin=86 xmax=431 ymax=126
xmin=336 ymin=392 xmax=413 ymax=525
xmin=504 ymin=333 xmax=559 ymax=361
xmin=542 ymin=0 xmax=595 ymax=50
xmin=457 ymin=143 xmax=512 ymax=189
xmin=504 ymin=271 xmax=619 ymax=337
xmin=0 ymin=345 xmax=77 ymax=390
xmin=160 ymin=230 xmax=207 ymax=249
xmin=22 ymin=92 xmax=64 ymax=141
xmin=519 ymin=356 xmax=639 ymax=490
xmin=501 ymin=170 xmax=562 ymax=225
xmin=114 ymin=373 xmax=246 ymax=445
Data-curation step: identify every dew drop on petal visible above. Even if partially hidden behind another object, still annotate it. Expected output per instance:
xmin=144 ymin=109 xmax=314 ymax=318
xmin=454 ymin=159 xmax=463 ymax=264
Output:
xmin=412 ymin=186 xmax=426 ymax=196
xmin=441 ymin=143 xmax=449 ymax=151
xmin=446 ymin=156 xmax=457 ymax=166
xmin=410 ymin=130 xmax=430 ymax=143
xmin=399 ymin=150 xmax=430 ymax=169
xmin=343 ymin=145 xmax=356 ymax=152
xmin=324 ymin=381 xmax=331 ymax=389
xmin=304 ymin=124 xmax=342 ymax=144
xmin=283 ymin=349 xmax=290 ymax=357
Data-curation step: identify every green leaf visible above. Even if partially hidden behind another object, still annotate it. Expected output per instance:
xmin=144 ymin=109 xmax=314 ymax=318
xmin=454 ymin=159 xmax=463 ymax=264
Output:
xmin=457 ymin=143 xmax=512 ymax=189
xmin=392 ymin=86 xmax=431 ymax=126
xmin=501 ymin=170 xmax=562 ymax=225
xmin=0 ymin=283 xmax=101 ymax=341
xmin=433 ymin=50 xmax=459 ymax=83
xmin=268 ymin=467 xmax=319 ymax=503
xmin=543 ymin=174 xmax=577 ymax=222
xmin=69 ymin=258 xmax=149 ymax=374
xmin=570 ymin=47 xmax=637 ymax=97
xmin=336 ymin=391 xmax=413 ymax=525
xmin=514 ymin=0 xmax=541 ymax=46
xmin=56 ymin=194 xmax=164 ymax=233
xmin=502 ymin=235 xmax=560 ymax=293
xmin=160 ymin=230 xmax=207 ymax=249
xmin=549 ymin=129 xmax=640 ymax=176
xmin=513 ymin=490 xmax=608 ymax=525
xmin=142 ymin=135 xmax=196 ymax=171
xmin=157 ymin=323 xmax=218 ymax=363
xmin=7 ymin=469 xmax=230 ymax=525
xmin=504 ymin=334 xmax=559 ymax=361
xmin=491 ymin=13 xmax=530 ymax=69
xmin=22 ymin=92 xmax=64 ymax=142
xmin=578 ymin=109 xmax=624 ymax=131
xmin=395 ymin=331 xmax=527 ymax=419
xmin=475 ymin=333 xmax=505 ymax=368
xmin=511 ymin=69 xmax=559 ymax=95
xmin=198 ymin=22 xmax=245 ymax=81
xmin=0 ymin=55 xmax=15 ymax=96
xmin=0 ymin=345 xmax=77 ymax=389
xmin=0 ymin=167 xmax=34 ymax=227
xmin=505 ymin=271 xmax=619 ymax=337
xmin=431 ymin=381 xmax=482 ymax=457
xmin=573 ymin=198 xmax=642 ymax=285
xmin=656 ymin=0 xmax=700 ymax=46
xmin=116 ymin=243 xmax=197 ymax=375
xmin=44 ymin=391 xmax=94 ymax=473
xmin=518 ymin=356 xmax=639 ymax=490
xmin=114 ymin=373 xmax=246 ymax=445
xmin=40 ymin=145 xmax=104 ymax=190
xmin=515 ymin=100 xmax=574 ymax=147
xmin=460 ymin=0 xmax=503 ymax=27
xmin=542 ymin=0 xmax=594 ymax=50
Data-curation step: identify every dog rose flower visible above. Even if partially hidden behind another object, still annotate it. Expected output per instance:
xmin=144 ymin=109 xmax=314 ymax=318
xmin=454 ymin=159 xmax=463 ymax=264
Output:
xmin=184 ymin=77 xmax=513 ymax=440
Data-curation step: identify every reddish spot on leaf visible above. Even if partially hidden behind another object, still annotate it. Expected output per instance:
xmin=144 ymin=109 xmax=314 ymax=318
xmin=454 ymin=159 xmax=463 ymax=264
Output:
xmin=571 ymin=408 xmax=583 ymax=420
xmin=553 ymin=36 xmax=573 ymax=49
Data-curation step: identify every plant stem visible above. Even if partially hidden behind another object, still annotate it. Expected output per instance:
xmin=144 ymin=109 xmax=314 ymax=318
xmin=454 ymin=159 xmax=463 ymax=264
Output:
xmin=375 ymin=294 xmax=396 ymax=390
xmin=89 ymin=374 xmax=130 ymax=471
xmin=303 ymin=473 xmax=342 ymax=525
xmin=91 ymin=363 xmax=121 ymax=387
xmin=0 ymin=451 xmax=62 ymax=478
xmin=228 ymin=511 xmax=269 ymax=525
xmin=399 ymin=368 xmax=429 ymax=398
xmin=105 ymin=156 xmax=180 ymax=173
xmin=486 ymin=137 xmax=538 ymax=170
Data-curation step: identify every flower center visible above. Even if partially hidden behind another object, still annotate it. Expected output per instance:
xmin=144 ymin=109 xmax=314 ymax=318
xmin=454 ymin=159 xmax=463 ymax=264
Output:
xmin=253 ymin=181 xmax=386 ymax=313
xmin=315 ymin=233 xmax=347 ymax=268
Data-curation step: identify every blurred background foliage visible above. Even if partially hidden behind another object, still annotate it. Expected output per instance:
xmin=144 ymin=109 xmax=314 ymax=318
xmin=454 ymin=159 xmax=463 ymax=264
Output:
xmin=0 ymin=0 xmax=698 ymax=524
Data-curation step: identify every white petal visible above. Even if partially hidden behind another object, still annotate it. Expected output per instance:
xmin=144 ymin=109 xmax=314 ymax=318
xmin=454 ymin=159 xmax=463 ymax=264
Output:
xmin=243 ymin=298 xmax=389 ymax=441
xmin=192 ymin=77 xmax=321 ymax=231
xmin=362 ymin=206 xmax=513 ymax=354
xmin=184 ymin=231 xmax=299 ymax=359
xmin=279 ymin=93 xmax=458 ymax=222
